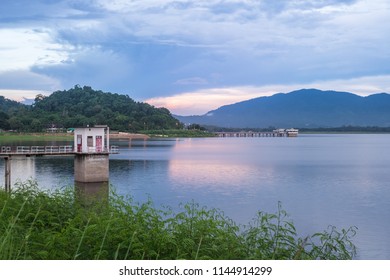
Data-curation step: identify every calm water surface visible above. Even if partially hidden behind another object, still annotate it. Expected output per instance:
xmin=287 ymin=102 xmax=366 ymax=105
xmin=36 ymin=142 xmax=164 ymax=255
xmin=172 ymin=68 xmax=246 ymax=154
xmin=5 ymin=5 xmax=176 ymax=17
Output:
xmin=1 ymin=134 xmax=390 ymax=259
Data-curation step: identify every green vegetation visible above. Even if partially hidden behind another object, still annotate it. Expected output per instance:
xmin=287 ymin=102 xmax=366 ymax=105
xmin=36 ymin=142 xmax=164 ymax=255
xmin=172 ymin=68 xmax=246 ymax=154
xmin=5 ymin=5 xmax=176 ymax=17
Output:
xmin=0 ymin=133 xmax=72 ymax=144
xmin=0 ymin=180 xmax=357 ymax=260
xmin=140 ymin=129 xmax=215 ymax=138
xmin=0 ymin=85 xmax=182 ymax=132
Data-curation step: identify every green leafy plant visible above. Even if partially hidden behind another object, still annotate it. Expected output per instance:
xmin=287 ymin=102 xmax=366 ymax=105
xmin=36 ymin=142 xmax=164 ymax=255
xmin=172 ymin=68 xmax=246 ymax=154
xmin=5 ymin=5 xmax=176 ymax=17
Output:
xmin=0 ymin=180 xmax=357 ymax=260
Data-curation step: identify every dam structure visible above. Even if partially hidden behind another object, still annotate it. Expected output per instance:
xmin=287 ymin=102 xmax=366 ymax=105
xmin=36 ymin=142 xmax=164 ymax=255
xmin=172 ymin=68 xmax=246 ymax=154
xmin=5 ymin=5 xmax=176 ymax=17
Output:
xmin=0 ymin=125 xmax=118 ymax=193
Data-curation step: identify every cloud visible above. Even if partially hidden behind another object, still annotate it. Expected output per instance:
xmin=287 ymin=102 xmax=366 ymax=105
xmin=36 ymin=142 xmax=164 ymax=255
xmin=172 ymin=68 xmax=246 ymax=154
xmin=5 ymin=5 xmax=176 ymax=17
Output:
xmin=86 ymin=0 xmax=390 ymax=84
xmin=0 ymin=28 xmax=71 ymax=71
xmin=174 ymin=77 xmax=208 ymax=85
xmin=89 ymin=0 xmax=360 ymax=49
xmin=146 ymin=87 xmax=261 ymax=115
xmin=0 ymin=69 xmax=61 ymax=102
xmin=0 ymin=89 xmax=50 ymax=103
xmin=1 ymin=0 xmax=390 ymax=115
xmin=0 ymin=0 xmax=86 ymax=18
xmin=0 ymin=70 xmax=61 ymax=90
xmin=32 ymin=46 xmax=135 ymax=94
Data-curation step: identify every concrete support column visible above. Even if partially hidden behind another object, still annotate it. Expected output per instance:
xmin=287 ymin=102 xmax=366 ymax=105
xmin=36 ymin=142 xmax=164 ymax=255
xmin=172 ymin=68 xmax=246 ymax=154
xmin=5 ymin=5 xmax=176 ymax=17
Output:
xmin=74 ymin=154 xmax=109 ymax=183
xmin=4 ymin=156 xmax=11 ymax=192
xmin=74 ymin=154 xmax=109 ymax=205
xmin=106 ymin=126 xmax=109 ymax=153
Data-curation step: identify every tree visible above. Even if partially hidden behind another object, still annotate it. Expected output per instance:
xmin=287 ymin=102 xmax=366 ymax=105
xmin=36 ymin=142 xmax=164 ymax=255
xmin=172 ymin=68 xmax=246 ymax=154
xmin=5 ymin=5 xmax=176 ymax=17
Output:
xmin=0 ymin=111 xmax=10 ymax=130
xmin=8 ymin=116 xmax=23 ymax=131
xmin=187 ymin=123 xmax=206 ymax=131
xmin=34 ymin=94 xmax=46 ymax=103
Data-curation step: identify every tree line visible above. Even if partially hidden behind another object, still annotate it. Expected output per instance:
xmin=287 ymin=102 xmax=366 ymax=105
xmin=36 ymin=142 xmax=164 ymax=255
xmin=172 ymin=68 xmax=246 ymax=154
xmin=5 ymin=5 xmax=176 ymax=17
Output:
xmin=0 ymin=86 xmax=182 ymax=132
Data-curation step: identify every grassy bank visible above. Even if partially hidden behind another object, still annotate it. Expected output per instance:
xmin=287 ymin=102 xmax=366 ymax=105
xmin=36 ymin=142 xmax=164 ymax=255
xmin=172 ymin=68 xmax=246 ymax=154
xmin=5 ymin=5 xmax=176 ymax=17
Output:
xmin=0 ymin=181 xmax=357 ymax=260
xmin=0 ymin=133 xmax=72 ymax=143
xmin=0 ymin=131 xmax=215 ymax=143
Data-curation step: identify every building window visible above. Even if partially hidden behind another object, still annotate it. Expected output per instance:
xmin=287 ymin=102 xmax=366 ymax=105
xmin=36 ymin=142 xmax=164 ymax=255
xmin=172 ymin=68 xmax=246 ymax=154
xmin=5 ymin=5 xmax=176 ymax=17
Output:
xmin=87 ymin=136 xmax=93 ymax=147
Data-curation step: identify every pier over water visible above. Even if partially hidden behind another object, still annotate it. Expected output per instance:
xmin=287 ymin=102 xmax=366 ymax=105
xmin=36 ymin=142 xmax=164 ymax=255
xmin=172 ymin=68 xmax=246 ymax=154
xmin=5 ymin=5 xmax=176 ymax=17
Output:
xmin=0 ymin=145 xmax=118 ymax=156
xmin=215 ymin=128 xmax=299 ymax=137
xmin=1 ymin=125 xmax=118 ymax=193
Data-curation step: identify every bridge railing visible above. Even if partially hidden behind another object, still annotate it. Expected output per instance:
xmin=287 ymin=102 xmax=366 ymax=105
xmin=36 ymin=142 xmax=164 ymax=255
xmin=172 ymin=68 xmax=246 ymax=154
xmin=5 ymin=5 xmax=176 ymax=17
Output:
xmin=60 ymin=146 xmax=73 ymax=153
xmin=1 ymin=145 xmax=119 ymax=155
xmin=31 ymin=146 xmax=45 ymax=153
xmin=84 ymin=146 xmax=119 ymax=153
xmin=44 ymin=145 xmax=73 ymax=154
xmin=110 ymin=146 xmax=119 ymax=154
xmin=1 ymin=146 xmax=11 ymax=153
xmin=17 ymin=146 xmax=31 ymax=154
xmin=3 ymin=146 xmax=75 ymax=154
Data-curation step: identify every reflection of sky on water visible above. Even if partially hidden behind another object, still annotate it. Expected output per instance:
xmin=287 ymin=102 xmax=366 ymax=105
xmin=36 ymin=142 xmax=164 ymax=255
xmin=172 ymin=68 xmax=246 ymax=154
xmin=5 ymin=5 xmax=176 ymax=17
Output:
xmin=167 ymin=159 xmax=275 ymax=196
xmin=0 ymin=156 xmax=74 ymax=190
xmin=6 ymin=157 xmax=36 ymax=185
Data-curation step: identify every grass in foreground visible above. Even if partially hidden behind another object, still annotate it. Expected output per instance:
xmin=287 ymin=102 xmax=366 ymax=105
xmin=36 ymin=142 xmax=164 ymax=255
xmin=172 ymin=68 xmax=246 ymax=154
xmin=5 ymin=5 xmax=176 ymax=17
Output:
xmin=0 ymin=180 xmax=357 ymax=260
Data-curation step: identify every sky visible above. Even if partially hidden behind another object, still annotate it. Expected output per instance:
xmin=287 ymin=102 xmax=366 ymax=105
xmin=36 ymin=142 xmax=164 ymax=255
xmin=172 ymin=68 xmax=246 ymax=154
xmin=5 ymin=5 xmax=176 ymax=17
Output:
xmin=1 ymin=0 xmax=390 ymax=115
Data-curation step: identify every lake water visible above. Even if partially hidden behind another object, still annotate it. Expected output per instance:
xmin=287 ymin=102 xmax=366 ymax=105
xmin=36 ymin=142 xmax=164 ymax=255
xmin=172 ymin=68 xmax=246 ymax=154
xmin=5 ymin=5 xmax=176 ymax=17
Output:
xmin=1 ymin=134 xmax=390 ymax=260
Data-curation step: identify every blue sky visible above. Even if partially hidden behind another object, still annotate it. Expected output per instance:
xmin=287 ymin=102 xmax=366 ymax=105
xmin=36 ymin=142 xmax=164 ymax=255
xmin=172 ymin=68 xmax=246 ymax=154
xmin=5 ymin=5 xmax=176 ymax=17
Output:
xmin=1 ymin=0 xmax=390 ymax=115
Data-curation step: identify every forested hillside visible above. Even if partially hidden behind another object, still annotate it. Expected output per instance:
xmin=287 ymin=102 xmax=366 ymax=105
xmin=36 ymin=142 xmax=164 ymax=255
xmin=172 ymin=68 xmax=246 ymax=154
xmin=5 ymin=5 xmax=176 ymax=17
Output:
xmin=0 ymin=96 xmax=27 ymax=130
xmin=0 ymin=86 xmax=182 ymax=132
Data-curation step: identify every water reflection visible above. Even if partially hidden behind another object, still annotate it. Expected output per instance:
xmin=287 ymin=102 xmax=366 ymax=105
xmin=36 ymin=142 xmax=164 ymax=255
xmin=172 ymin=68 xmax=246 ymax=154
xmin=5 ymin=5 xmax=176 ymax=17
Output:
xmin=0 ymin=156 xmax=109 ymax=207
xmin=0 ymin=156 xmax=74 ymax=190
xmin=109 ymin=159 xmax=174 ymax=204
xmin=168 ymin=159 xmax=275 ymax=195
xmin=75 ymin=181 xmax=109 ymax=206
xmin=8 ymin=157 xmax=36 ymax=185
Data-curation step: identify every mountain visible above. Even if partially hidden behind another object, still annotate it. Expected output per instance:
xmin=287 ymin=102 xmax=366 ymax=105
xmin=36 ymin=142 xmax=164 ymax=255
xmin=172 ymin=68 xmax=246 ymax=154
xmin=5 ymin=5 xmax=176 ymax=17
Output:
xmin=0 ymin=85 xmax=181 ymax=132
xmin=175 ymin=89 xmax=390 ymax=128
xmin=0 ymin=95 xmax=26 ymax=112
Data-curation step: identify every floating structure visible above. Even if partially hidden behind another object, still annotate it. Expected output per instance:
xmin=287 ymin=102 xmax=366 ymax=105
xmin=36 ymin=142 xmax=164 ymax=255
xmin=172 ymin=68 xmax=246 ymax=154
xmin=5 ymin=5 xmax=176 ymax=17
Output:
xmin=215 ymin=128 xmax=299 ymax=138
xmin=285 ymin=128 xmax=299 ymax=137
xmin=1 ymin=125 xmax=118 ymax=193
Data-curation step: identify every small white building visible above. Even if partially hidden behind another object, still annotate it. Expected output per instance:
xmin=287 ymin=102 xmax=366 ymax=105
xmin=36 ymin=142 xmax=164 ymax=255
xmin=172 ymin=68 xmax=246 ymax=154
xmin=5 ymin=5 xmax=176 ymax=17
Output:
xmin=74 ymin=125 xmax=110 ymax=153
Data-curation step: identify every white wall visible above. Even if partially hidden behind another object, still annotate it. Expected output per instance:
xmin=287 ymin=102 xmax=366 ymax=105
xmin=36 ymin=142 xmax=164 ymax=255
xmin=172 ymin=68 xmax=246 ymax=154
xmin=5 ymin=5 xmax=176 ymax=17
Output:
xmin=74 ymin=127 xmax=106 ymax=153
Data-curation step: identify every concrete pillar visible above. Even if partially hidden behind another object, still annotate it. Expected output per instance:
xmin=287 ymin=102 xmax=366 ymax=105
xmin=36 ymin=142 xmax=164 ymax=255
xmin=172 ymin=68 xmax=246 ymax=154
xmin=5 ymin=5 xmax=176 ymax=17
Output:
xmin=4 ymin=156 xmax=11 ymax=192
xmin=74 ymin=154 xmax=109 ymax=183
xmin=74 ymin=154 xmax=109 ymax=205
xmin=106 ymin=126 xmax=109 ymax=153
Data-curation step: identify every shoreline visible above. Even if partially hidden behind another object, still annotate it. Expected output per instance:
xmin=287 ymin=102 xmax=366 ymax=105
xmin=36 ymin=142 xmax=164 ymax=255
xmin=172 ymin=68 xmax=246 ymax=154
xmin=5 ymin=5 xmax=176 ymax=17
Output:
xmin=1 ymin=130 xmax=390 ymax=144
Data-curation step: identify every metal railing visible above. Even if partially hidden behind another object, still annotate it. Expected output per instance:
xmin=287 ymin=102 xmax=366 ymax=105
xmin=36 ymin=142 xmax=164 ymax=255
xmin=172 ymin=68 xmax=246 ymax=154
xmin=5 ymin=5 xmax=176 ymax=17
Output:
xmin=0 ymin=145 xmax=74 ymax=154
xmin=31 ymin=146 xmax=45 ymax=153
xmin=1 ymin=145 xmax=119 ymax=155
xmin=1 ymin=146 xmax=11 ymax=153
xmin=110 ymin=146 xmax=119 ymax=154
xmin=17 ymin=146 xmax=31 ymax=153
